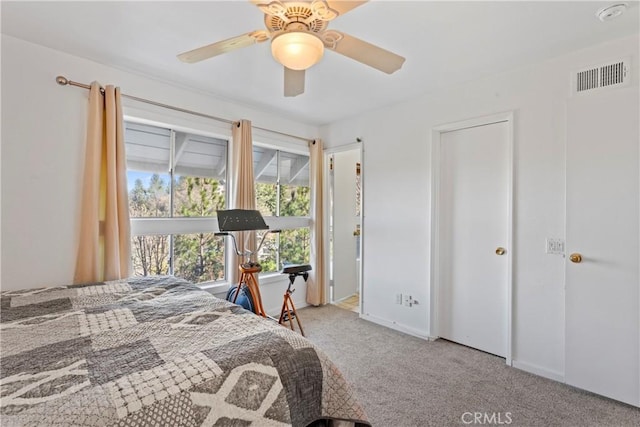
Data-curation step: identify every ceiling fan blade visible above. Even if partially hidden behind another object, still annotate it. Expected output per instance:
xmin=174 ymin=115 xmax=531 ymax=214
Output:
xmin=177 ymin=31 xmax=269 ymax=63
xmin=325 ymin=1 xmax=368 ymax=17
xmin=284 ymin=67 xmax=305 ymax=97
xmin=326 ymin=31 xmax=405 ymax=74
xmin=250 ymin=0 xmax=287 ymax=18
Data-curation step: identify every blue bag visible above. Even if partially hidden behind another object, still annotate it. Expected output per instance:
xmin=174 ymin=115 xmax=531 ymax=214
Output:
xmin=226 ymin=285 xmax=256 ymax=313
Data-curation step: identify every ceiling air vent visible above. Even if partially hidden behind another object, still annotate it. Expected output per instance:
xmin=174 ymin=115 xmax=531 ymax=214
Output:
xmin=573 ymin=58 xmax=630 ymax=95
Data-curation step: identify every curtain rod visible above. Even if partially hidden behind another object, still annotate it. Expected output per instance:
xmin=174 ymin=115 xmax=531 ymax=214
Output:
xmin=55 ymin=75 xmax=314 ymax=143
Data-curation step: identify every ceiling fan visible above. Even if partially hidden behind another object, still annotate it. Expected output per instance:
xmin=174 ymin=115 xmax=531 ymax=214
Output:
xmin=177 ymin=0 xmax=405 ymax=97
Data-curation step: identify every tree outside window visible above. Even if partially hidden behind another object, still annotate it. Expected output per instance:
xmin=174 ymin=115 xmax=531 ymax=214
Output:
xmin=125 ymin=122 xmax=227 ymax=284
xmin=254 ymin=147 xmax=310 ymax=272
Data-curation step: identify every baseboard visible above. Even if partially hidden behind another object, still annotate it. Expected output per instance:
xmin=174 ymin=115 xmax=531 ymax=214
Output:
xmin=512 ymin=360 xmax=565 ymax=383
xmin=360 ymin=313 xmax=430 ymax=340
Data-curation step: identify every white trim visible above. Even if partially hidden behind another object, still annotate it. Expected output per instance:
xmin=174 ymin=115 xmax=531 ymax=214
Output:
xmin=512 ymin=360 xmax=565 ymax=383
xmin=252 ymin=129 xmax=310 ymax=154
xmin=123 ymin=106 xmax=232 ymax=142
xmin=323 ymin=141 xmax=362 ymax=154
xmin=263 ymin=216 xmax=311 ymax=230
xmin=131 ymin=217 xmax=220 ymax=236
xmin=199 ymin=281 xmax=230 ymax=294
xmin=429 ymin=111 xmax=515 ymax=366
xmin=130 ymin=216 xmax=310 ymax=236
xmin=358 ymin=143 xmax=365 ymax=315
xmin=360 ymin=313 xmax=430 ymax=340
xmin=323 ymin=151 xmax=332 ymax=303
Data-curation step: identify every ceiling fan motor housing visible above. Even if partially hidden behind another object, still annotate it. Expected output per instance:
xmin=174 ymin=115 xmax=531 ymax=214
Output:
xmin=264 ymin=2 xmax=329 ymax=34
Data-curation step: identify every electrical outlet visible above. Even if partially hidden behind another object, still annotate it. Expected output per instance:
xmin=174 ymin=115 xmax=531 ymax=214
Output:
xmin=546 ymin=238 xmax=565 ymax=255
xmin=403 ymin=294 xmax=413 ymax=307
xmin=395 ymin=293 xmax=402 ymax=304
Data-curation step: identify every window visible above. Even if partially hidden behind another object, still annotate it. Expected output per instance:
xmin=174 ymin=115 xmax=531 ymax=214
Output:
xmin=253 ymin=146 xmax=311 ymax=273
xmin=125 ymin=122 xmax=227 ymax=284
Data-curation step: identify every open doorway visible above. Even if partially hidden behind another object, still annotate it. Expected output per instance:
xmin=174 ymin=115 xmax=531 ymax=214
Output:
xmin=326 ymin=145 xmax=363 ymax=313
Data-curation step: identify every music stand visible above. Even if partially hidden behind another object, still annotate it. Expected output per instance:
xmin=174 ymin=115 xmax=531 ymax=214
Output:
xmin=215 ymin=209 xmax=279 ymax=317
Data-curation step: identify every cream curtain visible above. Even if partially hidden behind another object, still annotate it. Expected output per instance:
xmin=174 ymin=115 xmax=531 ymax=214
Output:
xmin=230 ymin=119 xmax=257 ymax=284
xmin=306 ymin=138 xmax=325 ymax=305
xmin=74 ymin=83 xmax=131 ymax=284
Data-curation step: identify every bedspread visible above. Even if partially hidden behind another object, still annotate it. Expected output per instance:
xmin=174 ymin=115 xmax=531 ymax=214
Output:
xmin=0 ymin=276 xmax=369 ymax=427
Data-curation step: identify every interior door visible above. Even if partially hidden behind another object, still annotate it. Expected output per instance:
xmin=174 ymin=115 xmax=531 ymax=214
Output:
xmin=331 ymin=149 xmax=361 ymax=302
xmin=565 ymin=87 xmax=639 ymax=406
xmin=438 ymin=121 xmax=510 ymax=357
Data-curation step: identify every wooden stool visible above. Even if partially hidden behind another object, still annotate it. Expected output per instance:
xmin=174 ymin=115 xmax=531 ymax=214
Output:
xmin=278 ymin=265 xmax=312 ymax=336
xmin=232 ymin=263 xmax=267 ymax=317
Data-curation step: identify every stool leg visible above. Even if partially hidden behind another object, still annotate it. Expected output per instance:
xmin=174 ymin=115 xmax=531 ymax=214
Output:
xmin=288 ymin=296 xmax=305 ymax=337
xmin=278 ymin=294 xmax=288 ymax=325
xmin=284 ymin=295 xmax=295 ymax=331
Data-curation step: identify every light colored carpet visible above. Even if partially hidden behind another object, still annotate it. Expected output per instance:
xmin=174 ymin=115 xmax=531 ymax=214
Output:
xmin=299 ymin=304 xmax=640 ymax=427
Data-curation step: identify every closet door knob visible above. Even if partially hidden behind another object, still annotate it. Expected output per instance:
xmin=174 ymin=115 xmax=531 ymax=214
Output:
xmin=495 ymin=247 xmax=506 ymax=256
xmin=569 ymin=253 xmax=583 ymax=263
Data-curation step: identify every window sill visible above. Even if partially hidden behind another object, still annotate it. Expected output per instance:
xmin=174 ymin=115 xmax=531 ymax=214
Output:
xmin=197 ymin=281 xmax=230 ymax=295
xmin=196 ymin=272 xmax=287 ymax=294
xmin=258 ymin=272 xmax=287 ymax=284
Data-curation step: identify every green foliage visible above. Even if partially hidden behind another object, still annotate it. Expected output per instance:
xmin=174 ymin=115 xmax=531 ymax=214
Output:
xmin=174 ymin=176 xmax=226 ymax=217
xmin=129 ymin=173 xmax=226 ymax=283
xmin=256 ymin=182 xmax=277 ymax=216
xmin=129 ymin=171 xmax=311 ymax=282
xmin=129 ymin=175 xmax=170 ymax=217
xmin=255 ymin=183 xmax=311 ymax=271
xmin=279 ymin=184 xmax=310 ymax=217
xmin=279 ymin=185 xmax=310 ymax=267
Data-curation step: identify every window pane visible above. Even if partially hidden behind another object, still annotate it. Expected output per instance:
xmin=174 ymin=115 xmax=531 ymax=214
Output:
xmin=128 ymin=172 xmax=171 ymax=217
xmin=279 ymin=151 xmax=310 ymax=186
xmin=279 ymin=184 xmax=310 ymax=217
xmin=125 ymin=122 xmax=172 ymax=218
xmin=131 ymin=235 xmax=170 ymax=276
xmin=253 ymin=147 xmax=278 ymax=185
xmin=279 ymin=228 xmax=310 ymax=268
xmin=256 ymin=231 xmax=278 ymax=273
xmin=253 ymin=146 xmax=278 ymax=217
xmin=174 ymin=176 xmax=226 ymax=217
xmin=279 ymin=151 xmax=310 ymax=217
xmin=125 ymin=123 xmax=171 ymax=174
xmin=173 ymin=133 xmax=227 ymax=217
xmin=174 ymin=233 xmax=225 ymax=283
xmin=256 ymin=182 xmax=277 ymax=217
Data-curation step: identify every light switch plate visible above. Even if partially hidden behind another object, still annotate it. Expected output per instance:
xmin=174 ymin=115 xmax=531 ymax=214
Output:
xmin=546 ymin=238 xmax=565 ymax=255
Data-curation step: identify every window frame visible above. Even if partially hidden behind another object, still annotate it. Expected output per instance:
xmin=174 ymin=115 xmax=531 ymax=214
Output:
xmin=252 ymin=141 xmax=312 ymax=277
xmin=125 ymin=115 xmax=230 ymax=290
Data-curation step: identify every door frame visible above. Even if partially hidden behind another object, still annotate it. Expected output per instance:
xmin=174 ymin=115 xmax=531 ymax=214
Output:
xmin=323 ymin=141 xmax=365 ymax=313
xmin=429 ymin=112 xmax=514 ymax=365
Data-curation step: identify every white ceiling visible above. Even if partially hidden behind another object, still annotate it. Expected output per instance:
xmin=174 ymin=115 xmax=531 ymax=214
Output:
xmin=2 ymin=1 xmax=638 ymax=125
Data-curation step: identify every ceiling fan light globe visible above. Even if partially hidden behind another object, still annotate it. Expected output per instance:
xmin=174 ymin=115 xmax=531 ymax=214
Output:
xmin=271 ymin=32 xmax=324 ymax=70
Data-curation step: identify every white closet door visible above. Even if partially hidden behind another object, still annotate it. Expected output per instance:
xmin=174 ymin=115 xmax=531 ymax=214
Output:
xmin=439 ymin=121 xmax=510 ymax=357
xmin=566 ymin=87 xmax=639 ymax=406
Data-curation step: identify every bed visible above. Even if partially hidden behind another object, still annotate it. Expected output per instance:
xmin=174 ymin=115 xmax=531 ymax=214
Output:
xmin=0 ymin=276 xmax=369 ymax=427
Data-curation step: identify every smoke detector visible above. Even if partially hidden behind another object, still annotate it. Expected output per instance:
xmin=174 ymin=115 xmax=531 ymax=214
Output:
xmin=596 ymin=3 xmax=628 ymax=21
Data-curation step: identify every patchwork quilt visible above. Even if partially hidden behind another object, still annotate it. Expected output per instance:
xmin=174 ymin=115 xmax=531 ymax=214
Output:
xmin=0 ymin=276 xmax=369 ymax=427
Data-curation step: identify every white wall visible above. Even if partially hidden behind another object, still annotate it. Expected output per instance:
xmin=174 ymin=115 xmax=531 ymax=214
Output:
xmin=0 ymin=35 xmax=317 ymax=314
xmin=321 ymin=35 xmax=639 ymax=380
